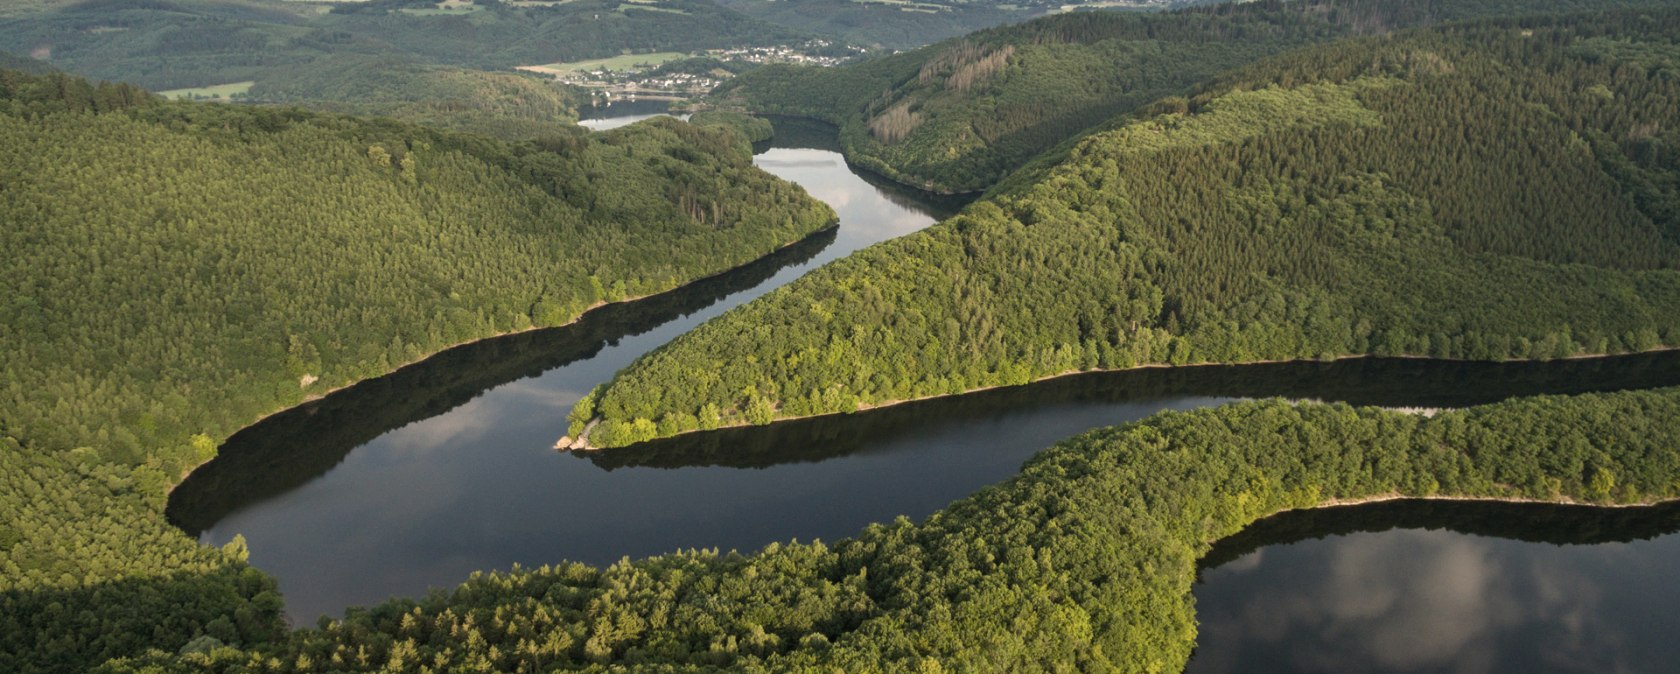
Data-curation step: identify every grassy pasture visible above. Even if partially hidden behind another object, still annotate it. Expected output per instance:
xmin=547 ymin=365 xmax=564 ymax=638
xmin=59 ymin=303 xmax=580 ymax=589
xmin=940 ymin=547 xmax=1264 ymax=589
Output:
xmin=519 ymin=51 xmax=689 ymax=76
xmin=156 ymin=81 xmax=256 ymax=100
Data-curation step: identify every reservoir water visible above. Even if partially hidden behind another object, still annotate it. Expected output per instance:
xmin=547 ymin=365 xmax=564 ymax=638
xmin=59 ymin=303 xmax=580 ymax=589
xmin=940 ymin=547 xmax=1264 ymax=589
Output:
xmin=577 ymin=99 xmax=691 ymax=130
xmin=1190 ymin=501 xmax=1680 ymax=673
xmin=169 ymin=112 xmax=1680 ymax=670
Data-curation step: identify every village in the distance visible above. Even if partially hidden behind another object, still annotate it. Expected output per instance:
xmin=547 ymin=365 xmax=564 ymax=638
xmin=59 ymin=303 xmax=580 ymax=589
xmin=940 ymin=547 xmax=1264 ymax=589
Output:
xmin=518 ymin=40 xmax=867 ymax=103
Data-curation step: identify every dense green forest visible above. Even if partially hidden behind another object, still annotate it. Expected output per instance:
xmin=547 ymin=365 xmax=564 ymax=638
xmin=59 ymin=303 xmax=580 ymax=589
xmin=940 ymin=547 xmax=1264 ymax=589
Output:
xmin=88 ymin=388 xmax=1680 ymax=672
xmin=0 ymin=66 xmax=832 ymax=475
xmin=0 ymin=48 xmax=51 ymax=74
xmin=8 ymin=4 xmax=1680 ymax=673
xmin=0 ymin=67 xmax=833 ymax=672
xmin=713 ymin=0 xmax=1680 ymax=193
xmin=582 ymin=11 xmax=1680 ymax=446
xmin=0 ymin=0 xmax=805 ymax=91
xmin=245 ymin=55 xmax=584 ymax=140
xmin=689 ymin=109 xmax=775 ymax=143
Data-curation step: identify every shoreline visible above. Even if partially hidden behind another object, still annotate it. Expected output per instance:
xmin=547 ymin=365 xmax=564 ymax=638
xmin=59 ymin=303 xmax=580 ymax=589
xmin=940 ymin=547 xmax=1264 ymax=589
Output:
xmin=750 ymin=112 xmax=986 ymax=198
xmin=568 ymin=346 xmax=1680 ymax=451
xmin=168 ymin=223 xmax=838 ymax=494
xmin=1193 ymin=492 xmax=1680 ymax=563
xmin=1298 ymin=492 xmax=1680 ymax=513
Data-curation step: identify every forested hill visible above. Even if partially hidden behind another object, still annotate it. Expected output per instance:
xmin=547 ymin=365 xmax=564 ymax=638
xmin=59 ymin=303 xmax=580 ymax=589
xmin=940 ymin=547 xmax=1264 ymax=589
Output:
xmin=712 ymin=0 xmax=1680 ymax=194
xmin=0 ymin=66 xmax=834 ymax=475
xmin=0 ymin=68 xmax=833 ymax=673
xmin=102 ymin=388 xmax=1680 ymax=672
xmin=0 ymin=0 xmax=805 ymax=92
xmin=579 ymin=10 xmax=1680 ymax=447
xmin=715 ymin=0 xmax=1043 ymax=51
xmin=244 ymin=56 xmax=583 ymax=141
xmin=0 ymin=48 xmax=51 ymax=74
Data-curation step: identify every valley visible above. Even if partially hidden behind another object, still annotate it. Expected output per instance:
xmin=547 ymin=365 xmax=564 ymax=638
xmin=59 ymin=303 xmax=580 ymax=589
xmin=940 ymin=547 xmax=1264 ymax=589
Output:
xmin=4 ymin=1 xmax=1680 ymax=672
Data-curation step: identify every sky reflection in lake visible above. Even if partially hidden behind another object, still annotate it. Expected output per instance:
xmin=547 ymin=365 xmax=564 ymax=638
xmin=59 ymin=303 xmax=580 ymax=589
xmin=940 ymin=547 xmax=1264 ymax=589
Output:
xmin=188 ymin=133 xmax=957 ymax=622
xmin=1192 ymin=520 xmax=1680 ymax=673
xmin=175 ymin=113 xmax=1680 ymax=649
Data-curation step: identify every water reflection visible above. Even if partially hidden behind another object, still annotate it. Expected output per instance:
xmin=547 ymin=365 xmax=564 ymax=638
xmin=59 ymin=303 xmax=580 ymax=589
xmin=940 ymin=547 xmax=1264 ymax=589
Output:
xmin=759 ymin=115 xmax=974 ymax=218
xmin=172 ymin=126 xmax=953 ymax=622
xmin=169 ymin=115 xmax=1680 ymax=632
xmin=1192 ymin=501 xmax=1680 ymax=674
xmin=168 ymin=228 xmax=837 ymax=536
xmin=593 ymin=353 xmax=1680 ymax=471
xmin=576 ymin=99 xmax=688 ymax=130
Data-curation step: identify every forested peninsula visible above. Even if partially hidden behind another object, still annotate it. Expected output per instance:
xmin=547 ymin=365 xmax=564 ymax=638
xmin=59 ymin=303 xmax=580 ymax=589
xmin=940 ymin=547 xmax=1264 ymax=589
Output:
xmin=579 ymin=11 xmax=1680 ymax=447
xmin=712 ymin=0 xmax=1680 ymax=194
xmin=100 ymin=388 xmax=1680 ymax=672
xmin=0 ymin=68 xmax=833 ymax=673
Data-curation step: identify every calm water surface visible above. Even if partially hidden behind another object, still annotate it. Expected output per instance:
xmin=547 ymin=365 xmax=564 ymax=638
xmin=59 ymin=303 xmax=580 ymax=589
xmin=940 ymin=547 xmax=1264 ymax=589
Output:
xmin=577 ymin=99 xmax=689 ymax=130
xmin=171 ymin=115 xmax=1680 ymax=670
xmin=175 ymin=116 xmax=963 ymax=620
xmin=1191 ymin=501 xmax=1680 ymax=674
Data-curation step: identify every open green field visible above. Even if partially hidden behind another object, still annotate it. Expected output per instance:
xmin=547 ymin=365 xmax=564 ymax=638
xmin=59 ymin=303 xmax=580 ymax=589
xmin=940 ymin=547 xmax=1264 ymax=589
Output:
xmin=520 ymin=51 xmax=689 ymax=76
xmin=156 ymin=81 xmax=256 ymax=101
xmin=399 ymin=5 xmax=485 ymax=15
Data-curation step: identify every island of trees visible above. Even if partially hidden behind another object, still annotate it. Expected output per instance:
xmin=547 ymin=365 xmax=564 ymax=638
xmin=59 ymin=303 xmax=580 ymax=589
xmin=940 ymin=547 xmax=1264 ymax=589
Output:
xmin=578 ymin=9 xmax=1680 ymax=448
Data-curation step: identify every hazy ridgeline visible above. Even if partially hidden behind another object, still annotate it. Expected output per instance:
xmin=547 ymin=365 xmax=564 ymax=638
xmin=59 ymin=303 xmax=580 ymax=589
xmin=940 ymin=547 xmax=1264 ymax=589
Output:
xmin=0 ymin=0 xmax=806 ymax=92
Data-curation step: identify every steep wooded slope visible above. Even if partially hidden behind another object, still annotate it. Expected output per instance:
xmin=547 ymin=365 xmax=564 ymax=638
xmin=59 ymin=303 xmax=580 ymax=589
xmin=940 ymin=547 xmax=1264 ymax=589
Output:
xmin=0 ymin=68 xmax=831 ymax=673
xmin=584 ymin=11 xmax=1680 ymax=446
xmin=715 ymin=0 xmax=1680 ymax=193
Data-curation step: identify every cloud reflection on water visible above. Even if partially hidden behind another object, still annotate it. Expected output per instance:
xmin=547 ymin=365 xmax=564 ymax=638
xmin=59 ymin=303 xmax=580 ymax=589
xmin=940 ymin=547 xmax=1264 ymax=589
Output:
xmin=1190 ymin=528 xmax=1671 ymax=674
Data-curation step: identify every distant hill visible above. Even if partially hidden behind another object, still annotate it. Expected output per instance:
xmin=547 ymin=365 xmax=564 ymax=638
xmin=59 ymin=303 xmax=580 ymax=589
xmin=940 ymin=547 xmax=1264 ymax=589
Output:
xmin=0 ymin=67 xmax=832 ymax=673
xmin=246 ymin=55 xmax=584 ymax=140
xmin=582 ymin=9 xmax=1680 ymax=446
xmin=0 ymin=0 xmax=806 ymax=91
xmin=716 ymin=0 xmax=1049 ymax=50
xmin=713 ymin=0 xmax=1680 ymax=194
xmin=0 ymin=49 xmax=51 ymax=74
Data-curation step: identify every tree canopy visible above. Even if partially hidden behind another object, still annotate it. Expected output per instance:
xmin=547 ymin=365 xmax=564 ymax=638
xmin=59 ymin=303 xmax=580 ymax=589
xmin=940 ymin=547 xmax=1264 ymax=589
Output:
xmin=713 ymin=0 xmax=1680 ymax=193
xmin=97 ymin=388 xmax=1680 ymax=672
xmin=585 ymin=10 xmax=1680 ymax=446
xmin=0 ymin=67 xmax=833 ymax=673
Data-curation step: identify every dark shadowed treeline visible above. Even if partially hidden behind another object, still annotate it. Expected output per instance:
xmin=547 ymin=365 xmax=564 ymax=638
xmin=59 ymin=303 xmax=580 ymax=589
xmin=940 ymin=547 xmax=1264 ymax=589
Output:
xmin=585 ymin=11 xmax=1680 ymax=446
xmin=0 ymin=432 xmax=286 ymax=674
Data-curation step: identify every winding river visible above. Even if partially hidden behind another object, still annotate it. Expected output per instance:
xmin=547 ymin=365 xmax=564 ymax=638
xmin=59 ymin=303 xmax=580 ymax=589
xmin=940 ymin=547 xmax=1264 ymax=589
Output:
xmin=169 ymin=111 xmax=1680 ymax=671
